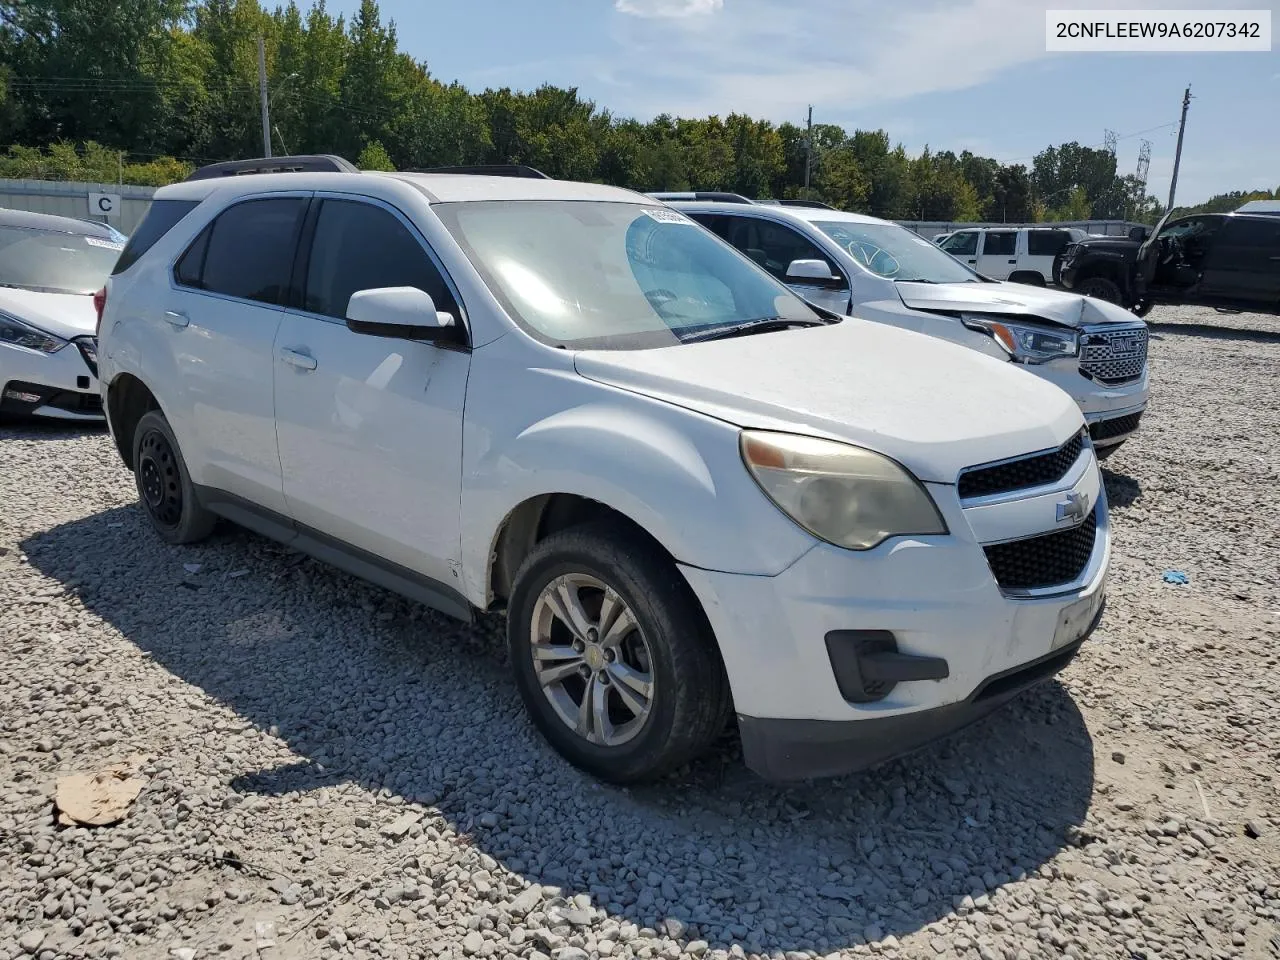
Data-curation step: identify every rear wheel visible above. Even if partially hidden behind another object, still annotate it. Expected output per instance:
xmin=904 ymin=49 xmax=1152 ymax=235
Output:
xmin=507 ymin=523 xmax=731 ymax=783
xmin=132 ymin=410 xmax=216 ymax=545
xmin=1077 ymin=276 xmax=1123 ymax=305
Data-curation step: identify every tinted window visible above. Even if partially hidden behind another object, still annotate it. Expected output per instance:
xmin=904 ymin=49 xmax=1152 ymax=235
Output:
xmin=1218 ymin=217 xmax=1280 ymax=249
xmin=941 ymin=232 xmax=978 ymax=256
xmin=982 ymin=231 xmax=1017 ymax=256
xmin=721 ymin=216 xmax=842 ymax=283
xmin=198 ymin=198 xmax=305 ymax=304
xmin=688 ymin=214 xmax=731 ymax=240
xmin=304 ymin=199 xmax=458 ymax=319
xmin=1028 ymin=229 xmax=1070 ymax=256
xmin=174 ymin=226 xmax=209 ymax=287
xmin=112 ymin=199 xmax=199 ymax=275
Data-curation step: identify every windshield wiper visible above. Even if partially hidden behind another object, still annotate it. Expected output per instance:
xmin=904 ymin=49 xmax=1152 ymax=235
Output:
xmin=678 ymin=317 xmax=827 ymax=344
xmin=892 ymin=277 xmax=937 ymax=284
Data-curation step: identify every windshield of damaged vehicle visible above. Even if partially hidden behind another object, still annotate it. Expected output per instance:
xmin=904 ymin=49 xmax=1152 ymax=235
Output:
xmin=815 ymin=220 xmax=983 ymax=284
xmin=435 ymin=200 xmax=822 ymax=349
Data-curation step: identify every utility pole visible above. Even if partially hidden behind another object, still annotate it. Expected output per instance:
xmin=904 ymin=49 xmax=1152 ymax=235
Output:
xmin=1166 ymin=85 xmax=1192 ymax=211
xmin=803 ymin=105 xmax=813 ymax=197
xmin=257 ymin=37 xmax=272 ymax=158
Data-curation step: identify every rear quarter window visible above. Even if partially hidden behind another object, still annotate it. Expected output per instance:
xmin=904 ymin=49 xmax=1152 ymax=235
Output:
xmin=111 ymin=199 xmax=200 ymax=275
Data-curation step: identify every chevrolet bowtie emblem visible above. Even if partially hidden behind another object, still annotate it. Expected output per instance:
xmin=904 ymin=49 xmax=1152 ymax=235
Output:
xmin=1056 ymin=491 xmax=1090 ymax=524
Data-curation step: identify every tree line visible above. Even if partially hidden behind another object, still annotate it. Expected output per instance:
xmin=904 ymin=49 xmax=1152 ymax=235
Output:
xmin=0 ymin=0 xmax=1248 ymax=223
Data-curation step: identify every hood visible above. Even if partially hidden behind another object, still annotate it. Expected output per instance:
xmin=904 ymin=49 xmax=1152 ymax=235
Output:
xmin=574 ymin=320 xmax=1082 ymax=484
xmin=0 ymin=287 xmax=98 ymax=340
xmin=1077 ymin=235 xmax=1139 ymax=251
xmin=895 ymin=280 xmax=1139 ymax=329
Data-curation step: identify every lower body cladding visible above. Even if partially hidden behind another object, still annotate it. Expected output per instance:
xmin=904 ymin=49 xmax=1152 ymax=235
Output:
xmin=0 ymin=340 xmax=103 ymax=421
xmin=680 ymin=459 xmax=1109 ymax=780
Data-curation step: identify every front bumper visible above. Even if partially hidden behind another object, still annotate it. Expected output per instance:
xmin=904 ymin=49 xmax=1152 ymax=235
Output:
xmin=679 ymin=456 xmax=1109 ymax=780
xmin=1085 ymin=402 xmax=1146 ymax=450
xmin=739 ymin=613 xmax=1101 ymax=780
xmin=1 ymin=340 xmax=103 ymax=421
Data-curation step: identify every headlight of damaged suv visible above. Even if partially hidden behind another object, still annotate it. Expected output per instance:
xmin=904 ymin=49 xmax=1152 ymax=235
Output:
xmin=961 ymin=315 xmax=1077 ymax=364
xmin=0 ymin=313 xmax=68 ymax=354
xmin=741 ymin=431 xmax=947 ymax=550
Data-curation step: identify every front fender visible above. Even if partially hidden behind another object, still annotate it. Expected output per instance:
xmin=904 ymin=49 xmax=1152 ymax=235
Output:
xmin=458 ymin=355 xmax=815 ymax=605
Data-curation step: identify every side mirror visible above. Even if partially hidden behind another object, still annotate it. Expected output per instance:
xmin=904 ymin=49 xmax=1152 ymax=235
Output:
xmin=1128 ymin=226 xmax=1149 ymax=242
xmin=786 ymin=259 xmax=841 ymax=283
xmin=345 ymin=286 xmax=456 ymax=340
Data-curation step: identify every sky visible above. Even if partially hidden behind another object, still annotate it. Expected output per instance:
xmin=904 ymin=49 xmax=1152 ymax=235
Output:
xmin=306 ymin=0 xmax=1280 ymax=205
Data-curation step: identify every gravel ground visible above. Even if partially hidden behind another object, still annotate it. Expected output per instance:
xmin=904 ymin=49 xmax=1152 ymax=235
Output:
xmin=2 ymin=304 xmax=1278 ymax=960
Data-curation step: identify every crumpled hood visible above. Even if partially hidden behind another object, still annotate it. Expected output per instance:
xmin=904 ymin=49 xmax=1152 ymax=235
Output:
xmin=895 ymin=280 xmax=1139 ymax=328
xmin=0 ymin=288 xmax=97 ymax=340
xmin=574 ymin=320 xmax=1083 ymax=484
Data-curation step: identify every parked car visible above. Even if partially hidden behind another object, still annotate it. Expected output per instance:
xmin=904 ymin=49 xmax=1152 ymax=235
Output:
xmin=99 ymin=157 xmax=1109 ymax=783
xmin=936 ymin=226 xmax=1087 ymax=286
xmin=667 ymin=200 xmax=1149 ymax=457
xmin=0 ymin=208 xmax=121 ymax=420
xmin=1061 ymin=211 xmax=1280 ymax=317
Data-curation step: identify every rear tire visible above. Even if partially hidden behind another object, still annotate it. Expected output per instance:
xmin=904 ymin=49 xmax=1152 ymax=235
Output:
xmin=132 ymin=410 xmax=216 ymax=545
xmin=507 ymin=522 xmax=732 ymax=783
xmin=1077 ymin=276 xmax=1123 ymax=305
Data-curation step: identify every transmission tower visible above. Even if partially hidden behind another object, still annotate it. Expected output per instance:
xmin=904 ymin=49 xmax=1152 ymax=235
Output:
xmin=1103 ymin=129 xmax=1118 ymax=157
xmin=1135 ymin=139 xmax=1151 ymax=191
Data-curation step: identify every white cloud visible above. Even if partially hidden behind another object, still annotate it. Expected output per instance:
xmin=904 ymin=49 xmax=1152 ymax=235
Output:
xmin=614 ymin=0 xmax=723 ymax=18
xmin=604 ymin=0 xmax=1254 ymax=120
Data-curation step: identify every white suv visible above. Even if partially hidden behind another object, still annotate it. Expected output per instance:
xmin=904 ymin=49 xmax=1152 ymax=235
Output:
xmin=936 ymin=226 xmax=1088 ymax=286
xmin=667 ymin=201 xmax=1149 ymax=458
xmin=98 ymin=160 xmax=1109 ymax=782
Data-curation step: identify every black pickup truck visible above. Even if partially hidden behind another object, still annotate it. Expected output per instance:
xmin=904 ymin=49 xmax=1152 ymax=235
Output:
xmin=1059 ymin=210 xmax=1280 ymax=316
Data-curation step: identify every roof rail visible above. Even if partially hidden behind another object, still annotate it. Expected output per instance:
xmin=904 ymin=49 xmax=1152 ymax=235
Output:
xmin=183 ymin=155 xmax=359 ymax=181
xmin=775 ymin=199 xmax=837 ymax=210
xmin=647 ymin=191 xmax=756 ymax=205
xmin=409 ymin=164 xmax=551 ymax=179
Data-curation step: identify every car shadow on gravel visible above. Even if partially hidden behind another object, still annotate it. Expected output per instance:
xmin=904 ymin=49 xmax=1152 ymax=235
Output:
xmin=1146 ymin=321 xmax=1280 ymax=343
xmin=1102 ymin=468 xmax=1142 ymax=510
xmin=23 ymin=505 xmax=1098 ymax=955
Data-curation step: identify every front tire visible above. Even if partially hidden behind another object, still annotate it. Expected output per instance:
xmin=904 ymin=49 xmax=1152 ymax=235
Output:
xmin=132 ymin=410 xmax=216 ymax=545
xmin=1077 ymin=276 xmax=1123 ymax=305
xmin=508 ymin=523 xmax=731 ymax=783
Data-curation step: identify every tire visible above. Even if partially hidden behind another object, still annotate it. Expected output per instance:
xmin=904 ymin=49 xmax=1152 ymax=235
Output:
xmin=1132 ymin=300 xmax=1153 ymax=318
xmin=507 ymin=522 xmax=732 ymax=783
xmin=1077 ymin=276 xmax=1123 ymax=305
xmin=131 ymin=410 xmax=216 ymax=545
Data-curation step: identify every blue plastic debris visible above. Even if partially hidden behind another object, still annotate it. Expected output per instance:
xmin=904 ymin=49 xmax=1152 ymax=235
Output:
xmin=1162 ymin=570 xmax=1189 ymax=585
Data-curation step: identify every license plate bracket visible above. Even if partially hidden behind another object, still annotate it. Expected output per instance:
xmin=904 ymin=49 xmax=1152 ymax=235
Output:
xmin=1053 ymin=589 xmax=1105 ymax=650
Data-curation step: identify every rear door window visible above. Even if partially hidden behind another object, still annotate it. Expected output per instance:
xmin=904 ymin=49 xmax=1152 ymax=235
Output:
xmin=981 ymin=231 xmax=1017 ymax=257
xmin=179 ymin=197 xmax=306 ymax=305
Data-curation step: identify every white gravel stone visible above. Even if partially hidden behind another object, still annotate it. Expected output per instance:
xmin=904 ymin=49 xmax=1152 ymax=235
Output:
xmin=1 ymin=306 xmax=1278 ymax=960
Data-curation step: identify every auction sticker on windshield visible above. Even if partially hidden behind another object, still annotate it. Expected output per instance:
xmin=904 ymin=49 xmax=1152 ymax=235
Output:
xmin=643 ymin=207 xmax=693 ymax=224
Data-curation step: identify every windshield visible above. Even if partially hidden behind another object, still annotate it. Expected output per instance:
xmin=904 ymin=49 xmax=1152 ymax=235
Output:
xmin=434 ymin=200 xmax=821 ymax=349
xmin=814 ymin=221 xmax=982 ymax=284
xmin=0 ymin=226 xmax=123 ymax=295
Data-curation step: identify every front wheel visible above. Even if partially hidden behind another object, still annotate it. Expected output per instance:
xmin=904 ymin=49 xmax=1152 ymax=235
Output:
xmin=1077 ymin=276 xmax=1123 ymax=305
xmin=507 ymin=523 xmax=731 ymax=783
xmin=132 ymin=410 xmax=216 ymax=545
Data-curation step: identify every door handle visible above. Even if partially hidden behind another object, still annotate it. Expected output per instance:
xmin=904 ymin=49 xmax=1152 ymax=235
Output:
xmin=279 ymin=347 xmax=317 ymax=371
xmin=163 ymin=310 xmax=189 ymax=328
xmin=1007 ymin=259 xmax=1017 ymax=264
xmin=1269 ymin=255 xmax=1280 ymax=261
xmin=967 ymin=259 xmax=977 ymax=264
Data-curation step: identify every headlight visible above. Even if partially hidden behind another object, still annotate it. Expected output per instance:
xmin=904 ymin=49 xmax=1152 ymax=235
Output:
xmin=0 ymin=313 xmax=68 ymax=354
xmin=962 ymin=315 xmax=1078 ymax=364
xmin=741 ymin=430 xmax=947 ymax=550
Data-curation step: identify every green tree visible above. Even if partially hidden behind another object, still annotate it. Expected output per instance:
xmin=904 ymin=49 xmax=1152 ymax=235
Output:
xmin=357 ymin=139 xmax=394 ymax=170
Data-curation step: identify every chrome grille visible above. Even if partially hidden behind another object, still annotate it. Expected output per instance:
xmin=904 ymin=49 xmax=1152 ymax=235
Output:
xmin=1079 ymin=325 xmax=1148 ymax=385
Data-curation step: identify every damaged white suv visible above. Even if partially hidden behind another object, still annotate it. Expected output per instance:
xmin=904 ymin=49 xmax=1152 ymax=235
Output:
xmin=98 ymin=158 xmax=1109 ymax=782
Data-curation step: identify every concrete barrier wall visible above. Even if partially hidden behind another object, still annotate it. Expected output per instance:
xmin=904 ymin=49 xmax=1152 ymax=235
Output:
xmin=0 ymin=179 xmax=158 ymax=234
